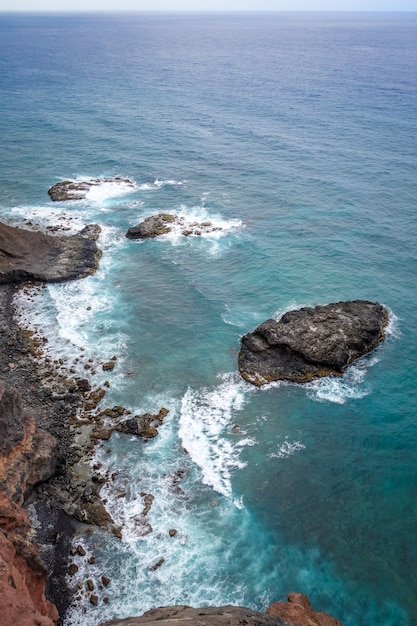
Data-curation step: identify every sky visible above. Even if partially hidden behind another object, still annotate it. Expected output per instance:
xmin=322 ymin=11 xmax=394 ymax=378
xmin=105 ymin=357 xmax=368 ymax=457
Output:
xmin=0 ymin=0 xmax=416 ymax=11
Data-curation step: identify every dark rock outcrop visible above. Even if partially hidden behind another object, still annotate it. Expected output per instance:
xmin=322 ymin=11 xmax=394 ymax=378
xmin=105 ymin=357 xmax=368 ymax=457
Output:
xmin=239 ymin=300 xmax=388 ymax=386
xmin=115 ymin=408 xmax=169 ymax=440
xmin=126 ymin=213 xmax=222 ymax=239
xmin=267 ymin=593 xmax=342 ymax=626
xmin=0 ymin=221 xmax=101 ymax=284
xmin=99 ymin=605 xmax=292 ymax=626
xmin=48 ymin=177 xmax=134 ymax=201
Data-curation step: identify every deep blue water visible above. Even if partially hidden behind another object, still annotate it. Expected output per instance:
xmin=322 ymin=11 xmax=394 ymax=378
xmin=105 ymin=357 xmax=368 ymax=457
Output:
xmin=1 ymin=11 xmax=417 ymax=626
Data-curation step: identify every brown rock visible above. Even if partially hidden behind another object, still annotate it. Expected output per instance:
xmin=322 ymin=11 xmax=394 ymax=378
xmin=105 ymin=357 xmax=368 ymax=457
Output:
xmin=90 ymin=594 xmax=99 ymax=606
xmin=67 ymin=563 xmax=79 ymax=576
xmin=102 ymin=362 xmax=115 ymax=372
xmin=0 ymin=492 xmax=58 ymax=626
xmin=267 ymin=592 xmax=342 ymax=626
xmin=101 ymin=575 xmax=110 ymax=587
xmin=86 ymin=579 xmax=95 ymax=591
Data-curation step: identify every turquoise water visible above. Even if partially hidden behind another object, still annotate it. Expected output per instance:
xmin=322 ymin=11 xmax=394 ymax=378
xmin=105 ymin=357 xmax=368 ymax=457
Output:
xmin=1 ymin=11 xmax=417 ymax=626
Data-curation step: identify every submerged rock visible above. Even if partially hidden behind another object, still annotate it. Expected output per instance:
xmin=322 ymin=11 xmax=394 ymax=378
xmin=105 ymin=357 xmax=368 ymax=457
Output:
xmin=0 ymin=221 xmax=101 ymax=284
xmin=239 ymin=300 xmax=388 ymax=386
xmin=48 ymin=177 xmax=134 ymax=201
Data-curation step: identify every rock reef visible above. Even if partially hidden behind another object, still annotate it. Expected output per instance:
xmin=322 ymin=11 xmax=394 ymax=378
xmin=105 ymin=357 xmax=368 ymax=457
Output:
xmin=239 ymin=300 xmax=388 ymax=386
xmin=0 ymin=221 xmax=101 ymax=284
xmin=48 ymin=177 xmax=134 ymax=201
xmin=126 ymin=213 xmax=222 ymax=239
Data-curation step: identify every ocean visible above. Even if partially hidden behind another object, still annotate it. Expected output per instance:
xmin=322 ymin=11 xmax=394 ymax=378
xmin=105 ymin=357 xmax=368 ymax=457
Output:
xmin=1 ymin=11 xmax=416 ymax=626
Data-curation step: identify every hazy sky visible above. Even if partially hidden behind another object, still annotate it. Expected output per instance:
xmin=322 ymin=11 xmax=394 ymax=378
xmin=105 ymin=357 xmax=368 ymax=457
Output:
xmin=1 ymin=0 xmax=416 ymax=11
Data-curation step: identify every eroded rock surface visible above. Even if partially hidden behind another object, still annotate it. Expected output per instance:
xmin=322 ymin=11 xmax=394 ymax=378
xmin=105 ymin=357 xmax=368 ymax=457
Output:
xmin=0 ymin=380 xmax=59 ymax=504
xmin=239 ymin=300 xmax=388 ymax=386
xmin=267 ymin=592 xmax=342 ymax=626
xmin=0 ymin=492 xmax=59 ymax=626
xmin=0 ymin=221 xmax=101 ymax=284
xmin=48 ymin=177 xmax=134 ymax=201
xmin=99 ymin=605 xmax=292 ymax=626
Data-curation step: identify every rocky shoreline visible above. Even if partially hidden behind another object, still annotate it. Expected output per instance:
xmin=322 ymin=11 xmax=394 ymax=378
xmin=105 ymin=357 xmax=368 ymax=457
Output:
xmin=0 ymin=213 xmax=348 ymax=626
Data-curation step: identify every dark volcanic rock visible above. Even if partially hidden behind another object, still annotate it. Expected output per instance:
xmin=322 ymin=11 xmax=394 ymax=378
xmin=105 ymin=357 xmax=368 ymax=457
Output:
xmin=99 ymin=605 xmax=292 ymax=626
xmin=48 ymin=177 xmax=134 ymax=201
xmin=126 ymin=213 xmax=223 ymax=239
xmin=0 ymin=221 xmax=101 ymax=284
xmin=239 ymin=300 xmax=388 ymax=386
xmin=115 ymin=408 xmax=169 ymax=440
xmin=126 ymin=214 xmax=176 ymax=239
xmin=267 ymin=592 xmax=343 ymax=626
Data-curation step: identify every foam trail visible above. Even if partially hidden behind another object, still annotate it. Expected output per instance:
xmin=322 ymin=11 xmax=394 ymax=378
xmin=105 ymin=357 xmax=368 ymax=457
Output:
xmin=178 ymin=373 xmax=251 ymax=498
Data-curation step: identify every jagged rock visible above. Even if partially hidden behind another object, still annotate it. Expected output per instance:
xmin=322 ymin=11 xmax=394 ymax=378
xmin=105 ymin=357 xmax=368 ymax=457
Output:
xmin=79 ymin=224 xmax=102 ymax=241
xmin=115 ymin=408 xmax=168 ymax=440
xmin=0 ymin=221 xmax=101 ymax=284
xmin=125 ymin=213 xmax=222 ymax=239
xmin=126 ymin=214 xmax=176 ymax=239
xmin=99 ymin=605 xmax=292 ymax=626
xmin=0 ymin=381 xmax=59 ymax=504
xmin=267 ymin=592 xmax=342 ymax=626
xmin=102 ymin=361 xmax=115 ymax=371
xmin=0 ymin=491 xmax=59 ymax=626
xmin=239 ymin=300 xmax=388 ymax=386
xmin=48 ymin=177 xmax=134 ymax=201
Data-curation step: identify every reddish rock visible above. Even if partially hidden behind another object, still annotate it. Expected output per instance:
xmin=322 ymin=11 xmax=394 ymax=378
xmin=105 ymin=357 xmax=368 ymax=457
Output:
xmin=0 ymin=492 xmax=58 ymax=626
xmin=267 ymin=592 xmax=342 ymax=626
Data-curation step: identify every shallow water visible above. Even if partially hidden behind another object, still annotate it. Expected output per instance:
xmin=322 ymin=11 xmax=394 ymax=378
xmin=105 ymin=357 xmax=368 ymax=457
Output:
xmin=1 ymin=11 xmax=417 ymax=626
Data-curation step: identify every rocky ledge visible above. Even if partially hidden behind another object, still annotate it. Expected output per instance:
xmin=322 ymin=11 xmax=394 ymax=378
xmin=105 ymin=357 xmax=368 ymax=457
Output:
xmin=239 ymin=300 xmax=388 ymax=386
xmin=0 ymin=221 xmax=101 ymax=284
xmin=99 ymin=597 xmax=342 ymax=626
xmin=126 ymin=213 xmax=222 ymax=239
xmin=48 ymin=177 xmax=134 ymax=201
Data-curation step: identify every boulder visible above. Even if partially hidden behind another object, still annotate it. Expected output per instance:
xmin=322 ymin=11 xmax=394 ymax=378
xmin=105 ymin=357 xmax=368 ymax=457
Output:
xmin=48 ymin=177 xmax=134 ymax=201
xmin=267 ymin=592 xmax=342 ymax=626
xmin=238 ymin=300 xmax=388 ymax=386
xmin=115 ymin=408 xmax=168 ymax=440
xmin=0 ymin=221 xmax=101 ymax=284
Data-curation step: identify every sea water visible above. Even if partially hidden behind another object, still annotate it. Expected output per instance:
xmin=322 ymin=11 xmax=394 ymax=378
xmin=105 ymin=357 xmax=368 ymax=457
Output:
xmin=1 ymin=11 xmax=417 ymax=626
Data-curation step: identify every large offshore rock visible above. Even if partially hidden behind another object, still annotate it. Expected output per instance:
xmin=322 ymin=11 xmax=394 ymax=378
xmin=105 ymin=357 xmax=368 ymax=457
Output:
xmin=239 ymin=300 xmax=388 ymax=386
xmin=0 ymin=221 xmax=101 ymax=284
xmin=99 ymin=605 xmax=292 ymax=626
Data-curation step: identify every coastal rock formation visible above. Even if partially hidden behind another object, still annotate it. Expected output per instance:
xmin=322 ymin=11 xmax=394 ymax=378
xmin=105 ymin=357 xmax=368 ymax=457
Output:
xmin=239 ymin=300 xmax=388 ymax=386
xmin=0 ymin=492 xmax=59 ymax=626
xmin=267 ymin=593 xmax=342 ymax=626
xmin=0 ymin=221 xmax=101 ymax=284
xmin=99 ymin=605 xmax=292 ymax=626
xmin=115 ymin=408 xmax=169 ymax=440
xmin=48 ymin=177 xmax=134 ymax=201
xmin=0 ymin=380 xmax=59 ymax=505
xmin=126 ymin=213 xmax=222 ymax=239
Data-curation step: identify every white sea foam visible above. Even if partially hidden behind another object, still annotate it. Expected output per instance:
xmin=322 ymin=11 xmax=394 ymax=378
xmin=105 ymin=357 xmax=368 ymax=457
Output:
xmin=269 ymin=439 xmax=305 ymax=459
xmin=84 ymin=179 xmax=136 ymax=202
xmin=137 ymin=178 xmax=186 ymax=190
xmin=178 ymin=373 xmax=251 ymax=498
xmin=9 ymin=203 xmax=87 ymax=233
